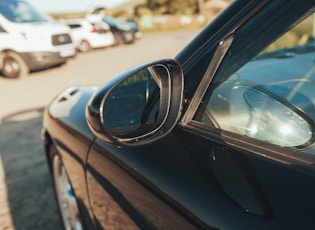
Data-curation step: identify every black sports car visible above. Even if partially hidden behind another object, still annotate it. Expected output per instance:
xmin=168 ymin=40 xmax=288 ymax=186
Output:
xmin=42 ymin=0 xmax=315 ymax=229
xmin=102 ymin=17 xmax=142 ymax=46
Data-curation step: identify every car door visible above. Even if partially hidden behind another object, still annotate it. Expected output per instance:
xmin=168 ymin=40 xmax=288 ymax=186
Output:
xmin=178 ymin=0 xmax=315 ymax=228
xmin=86 ymin=1 xmax=315 ymax=229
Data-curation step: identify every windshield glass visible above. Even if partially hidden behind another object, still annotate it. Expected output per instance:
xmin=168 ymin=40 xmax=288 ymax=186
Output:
xmin=103 ymin=17 xmax=118 ymax=26
xmin=0 ymin=0 xmax=48 ymax=23
xmin=256 ymin=15 xmax=315 ymax=59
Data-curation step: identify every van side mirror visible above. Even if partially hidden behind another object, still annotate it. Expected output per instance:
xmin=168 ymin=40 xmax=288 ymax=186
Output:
xmin=86 ymin=59 xmax=184 ymax=145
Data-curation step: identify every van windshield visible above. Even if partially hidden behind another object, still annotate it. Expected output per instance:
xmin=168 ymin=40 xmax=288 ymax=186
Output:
xmin=0 ymin=1 xmax=48 ymax=23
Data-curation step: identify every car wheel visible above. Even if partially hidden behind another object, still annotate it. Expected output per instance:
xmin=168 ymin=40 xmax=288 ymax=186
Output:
xmin=78 ymin=40 xmax=91 ymax=52
xmin=51 ymin=149 xmax=83 ymax=230
xmin=113 ymin=32 xmax=125 ymax=46
xmin=1 ymin=51 xmax=29 ymax=78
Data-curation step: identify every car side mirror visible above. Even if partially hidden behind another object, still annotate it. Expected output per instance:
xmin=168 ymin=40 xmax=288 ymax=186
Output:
xmin=230 ymin=82 xmax=315 ymax=148
xmin=86 ymin=59 xmax=184 ymax=145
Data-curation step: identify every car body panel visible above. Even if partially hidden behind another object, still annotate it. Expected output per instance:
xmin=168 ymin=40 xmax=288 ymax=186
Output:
xmin=43 ymin=86 xmax=97 ymax=228
xmin=85 ymin=134 xmax=315 ymax=229
xmin=87 ymin=139 xmax=199 ymax=229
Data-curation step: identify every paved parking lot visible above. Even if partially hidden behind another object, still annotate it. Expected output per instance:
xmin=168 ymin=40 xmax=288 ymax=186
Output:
xmin=0 ymin=29 xmax=200 ymax=120
xmin=0 ymin=29 xmax=200 ymax=229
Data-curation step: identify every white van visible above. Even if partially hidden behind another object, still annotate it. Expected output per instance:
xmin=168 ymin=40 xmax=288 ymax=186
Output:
xmin=0 ymin=0 xmax=76 ymax=78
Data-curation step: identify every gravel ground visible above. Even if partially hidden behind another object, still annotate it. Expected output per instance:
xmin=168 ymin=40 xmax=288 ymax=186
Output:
xmin=0 ymin=29 xmax=200 ymax=230
xmin=0 ymin=109 xmax=63 ymax=230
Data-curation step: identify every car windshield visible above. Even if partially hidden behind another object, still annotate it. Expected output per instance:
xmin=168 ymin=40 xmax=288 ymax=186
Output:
xmin=255 ymin=42 xmax=315 ymax=60
xmin=103 ymin=17 xmax=118 ymax=26
xmin=0 ymin=1 xmax=48 ymax=23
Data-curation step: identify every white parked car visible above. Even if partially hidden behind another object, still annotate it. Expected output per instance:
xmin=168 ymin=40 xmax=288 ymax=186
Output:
xmin=0 ymin=0 xmax=76 ymax=78
xmin=65 ymin=18 xmax=115 ymax=52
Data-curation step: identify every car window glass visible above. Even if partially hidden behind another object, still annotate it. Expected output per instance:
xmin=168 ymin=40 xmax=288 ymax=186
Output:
xmin=0 ymin=1 xmax=48 ymax=23
xmin=68 ymin=24 xmax=81 ymax=29
xmin=194 ymin=14 xmax=315 ymax=154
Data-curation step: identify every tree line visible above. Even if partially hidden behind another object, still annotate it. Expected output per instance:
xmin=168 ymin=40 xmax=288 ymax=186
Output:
xmin=135 ymin=0 xmax=207 ymax=16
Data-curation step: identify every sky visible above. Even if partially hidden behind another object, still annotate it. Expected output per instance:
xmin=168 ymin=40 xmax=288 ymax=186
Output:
xmin=28 ymin=0 xmax=129 ymax=13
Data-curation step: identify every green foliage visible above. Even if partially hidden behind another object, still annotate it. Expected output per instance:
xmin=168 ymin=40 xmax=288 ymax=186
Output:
xmin=145 ymin=0 xmax=198 ymax=15
xmin=263 ymin=15 xmax=314 ymax=53
xmin=111 ymin=9 xmax=129 ymax=18
xmin=118 ymin=69 xmax=151 ymax=87
xmin=134 ymin=4 xmax=153 ymax=17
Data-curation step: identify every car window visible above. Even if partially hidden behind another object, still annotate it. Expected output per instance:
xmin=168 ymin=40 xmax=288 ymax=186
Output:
xmin=68 ymin=24 xmax=81 ymax=29
xmin=194 ymin=13 xmax=315 ymax=154
xmin=0 ymin=1 xmax=48 ymax=23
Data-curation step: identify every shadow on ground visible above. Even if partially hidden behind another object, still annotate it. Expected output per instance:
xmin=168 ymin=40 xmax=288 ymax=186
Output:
xmin=0 ymin=108 xmax=62 ymax=230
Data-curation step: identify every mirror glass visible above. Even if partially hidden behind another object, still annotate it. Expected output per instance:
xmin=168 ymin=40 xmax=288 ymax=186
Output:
xmin=231 ymin=87 xmax=313 ymax=147
xmin=103 ymin=65 xmax=170 ymax=139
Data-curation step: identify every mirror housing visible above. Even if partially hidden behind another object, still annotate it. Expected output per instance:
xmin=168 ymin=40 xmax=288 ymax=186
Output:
xmin=86 ymin=59 xmax=184 ymax=146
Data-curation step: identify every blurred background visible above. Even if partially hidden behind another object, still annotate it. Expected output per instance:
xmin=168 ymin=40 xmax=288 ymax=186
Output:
xmin=31 ymin=0 xmax=230 ymax=31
